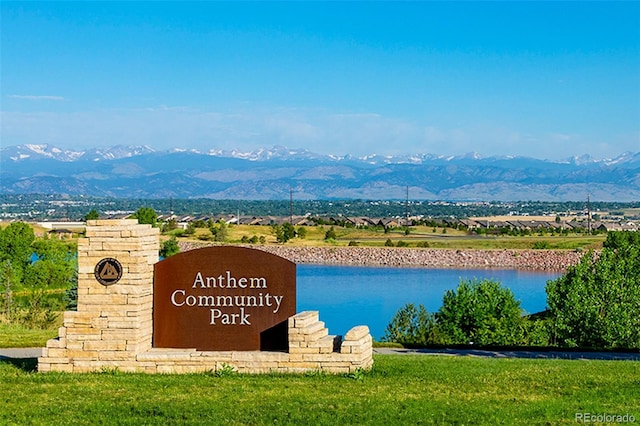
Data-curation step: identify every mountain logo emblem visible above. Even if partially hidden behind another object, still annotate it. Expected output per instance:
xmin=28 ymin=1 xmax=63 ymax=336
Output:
xmin=94 ymin=258 xmax=123 ymax=286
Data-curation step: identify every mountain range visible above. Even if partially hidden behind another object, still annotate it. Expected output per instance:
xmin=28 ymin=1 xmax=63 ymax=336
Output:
xmin=1 ymin=144 xmax=639 ymax=201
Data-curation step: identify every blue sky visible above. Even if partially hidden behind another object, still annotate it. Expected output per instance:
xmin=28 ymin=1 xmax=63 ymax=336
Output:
xmin=2 ymin=1 xmax=639 ymax=159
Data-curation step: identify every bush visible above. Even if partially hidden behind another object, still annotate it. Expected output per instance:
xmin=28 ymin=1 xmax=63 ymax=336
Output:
xmin=296 ymin=227 xmax=307 ymax=239
xmin=160 ymin=236 xmax=180 ymax=258
xmin=324 ymin=226 xmax=337 ymax=241
xmin=211 ymin=220 xmax=229 ymax=242
xmin=132 ymin=207 xmax=157 ymax=227
xmin=546 ymin=231 xmax=640 ymax=349
xmin=436 ymin=279 xmax=524 ymax=346
xmin=385 ymin=280 xmax=530 ymax=347
xmin=383 ymin=304 xmax=441 ymax=346
xmin=384 ymin=239 xmax=395 ymax=247
xmin=520 ymin=317 xmax=552 ymax=346
xmin=532 ymin=241 xmax=550 ymax=249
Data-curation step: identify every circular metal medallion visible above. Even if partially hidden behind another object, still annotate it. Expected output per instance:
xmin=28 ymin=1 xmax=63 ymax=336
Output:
xmin=94 ymin=258 xmax=123 ymax=286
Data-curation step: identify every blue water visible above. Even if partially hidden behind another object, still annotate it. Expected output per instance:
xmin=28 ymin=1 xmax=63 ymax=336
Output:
xmin=297 ymin=265 xmax=561 ymax=340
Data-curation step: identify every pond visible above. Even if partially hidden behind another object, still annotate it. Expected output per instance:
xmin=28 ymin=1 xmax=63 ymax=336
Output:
xmin=297 ymin=264 xmax=561 ymax=340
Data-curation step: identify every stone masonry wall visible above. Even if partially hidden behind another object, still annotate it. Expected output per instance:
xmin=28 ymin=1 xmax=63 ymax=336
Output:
xmin=39 ymin=220 xmax=372 ymax=374
xmin=39 ymin=219 xmax=159 ymax=372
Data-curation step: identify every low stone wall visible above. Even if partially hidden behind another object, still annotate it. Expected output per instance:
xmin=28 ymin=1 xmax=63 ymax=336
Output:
xmin=179 ymin=242 xmax=583 ymax=271
xmin=40 ymin=311 xmax=372 ymax=374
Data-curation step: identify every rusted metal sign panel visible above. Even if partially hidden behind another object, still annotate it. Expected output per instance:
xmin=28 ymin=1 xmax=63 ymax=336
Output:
xmin=153 ymin=246 xmax=296 ymax=351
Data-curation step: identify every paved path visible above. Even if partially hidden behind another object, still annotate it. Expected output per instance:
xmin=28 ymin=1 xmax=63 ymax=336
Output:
xmin=2 ymin=347 xmax=639 ymax=361
xmin=0 ymin=348 xmax=42 ymax=360
xmin=373 ymin=347 xmax=640 ymax=361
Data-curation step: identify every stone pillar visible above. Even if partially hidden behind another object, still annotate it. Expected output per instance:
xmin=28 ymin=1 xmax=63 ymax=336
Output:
xmin=39 ymin=219 xmax=159 ymax=372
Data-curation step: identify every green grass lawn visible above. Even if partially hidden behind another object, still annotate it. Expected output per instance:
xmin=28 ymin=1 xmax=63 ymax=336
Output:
xmin=0 ymin=323 xmax=59 ymax=348
xmin=1 ymin=355 xmax=638 ymax=425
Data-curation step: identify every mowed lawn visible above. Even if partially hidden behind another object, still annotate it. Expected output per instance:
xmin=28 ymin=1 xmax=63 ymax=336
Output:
xmin=1 ymin=355 xmax=638 ymax=425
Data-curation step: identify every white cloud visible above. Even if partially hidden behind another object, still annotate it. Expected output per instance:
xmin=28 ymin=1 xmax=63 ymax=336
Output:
xmin=8 ymin=95 xmax=65 ymax=101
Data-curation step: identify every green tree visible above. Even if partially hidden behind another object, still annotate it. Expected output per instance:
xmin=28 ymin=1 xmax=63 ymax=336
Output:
xmin=546 ymin=231 xmax=640 ymax=349
xmin=324 ymin=226 xmax=337 ymax=241
xmin=272 ymin=224 xmax=294 ymax=243
xmin=210 ymin=220 xmax=228 ymax=242
xmin=0 ymin=222 xmax=35 ymax=276
xmin=0 ymin=260 xmax=17 ymax=320
xmin=160 ymin=236 xmax=180 ymax=258
xmin=282 ymin=222 xmax=296 ymax=242
xmin=30 ymin=239 xmax=77 ymax=314
xmin=271 ymin=224 xmax=284 ymax=243
xmin=132 ymin=207 xmax=157 ymax=227
xmin=23 ymin=259 xmax=73 ymax=291
xmin=383 ymin=303 xmax=440 ymax=346
xmin=163 ymin=219 xmax=180 ymax=234
xmin=31 ymin=239 xmax=76 ymax=264
xmin=84 ymin=209 xmax=99 ymax=221
xmin=64 ymin=278 xmax=78 ymax=311
xmin=296 ymin=226 xmax=307 ymax=239
xmin=24 ymin=239 xmax=77 ymax=292
xmin=436 ymin=279 xmax=524 ymax=346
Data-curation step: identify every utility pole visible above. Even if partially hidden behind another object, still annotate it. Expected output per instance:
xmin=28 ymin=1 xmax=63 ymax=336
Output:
xmin=587 ymin=193 xmax=591 ymax=234
xmin=405 ymin=185 xmax=410 ymax=227
xmin=289 ymin=187 xmax=293 ymax=224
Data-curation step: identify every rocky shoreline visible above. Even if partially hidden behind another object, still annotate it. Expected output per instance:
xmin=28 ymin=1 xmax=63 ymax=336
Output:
xmin=178 ymin=242 xmax=583 ymax=271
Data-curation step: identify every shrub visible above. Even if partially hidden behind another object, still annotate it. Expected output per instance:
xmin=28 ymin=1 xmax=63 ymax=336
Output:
xmin=160 ymin=236 xmax=180 ymax=258
xmin=436 ymin=279 xmax=524 ymax=346
xmin=546 ymin=231 xmax=640 ymax=349
xmin=324 ymin=226 xmax=337 ymax=241
xmin=532 ymin=241 xmax=550 ymax=249
xmin=520 ymin=316 xmax=552 ymax=346
xmin=383 ymin=304 xmax=441 ymax=346
xmin=384 ymin=239 xmax=395 ymax=247
xmin=296 ymin=227 xmax=307 ymax=239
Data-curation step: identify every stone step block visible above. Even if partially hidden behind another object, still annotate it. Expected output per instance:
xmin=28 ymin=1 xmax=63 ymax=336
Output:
xmin=344 ymin=325 xmax=370 ymax=341
xmin=308 ymin=335 xmax=341 ymax=354
xmin=289 ymin=311 xmax=319 ymax=328
xmin=297 ymin=320 xmax=326 ymax=337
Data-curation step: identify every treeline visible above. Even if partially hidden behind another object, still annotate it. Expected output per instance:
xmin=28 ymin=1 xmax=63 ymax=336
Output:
xmin=0 ymin=223 xmax=77 ymax=328
xmin=385 ymin=231 xmax=640 ymax=350
xmin=3 ymin=194 xmax=639 ymax=221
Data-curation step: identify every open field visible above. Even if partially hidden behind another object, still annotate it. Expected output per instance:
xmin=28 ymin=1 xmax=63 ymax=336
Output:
xmin=175 ymin=224 xmax=607 ymax=250
xmin=2 ymin=220 xmax=608 ymax=250
xmin=1 ymin=355 xmax=638 ymax=425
